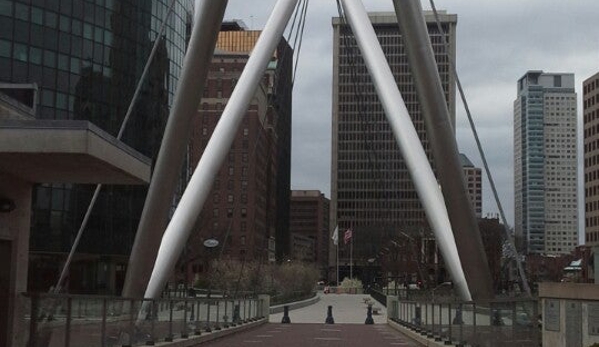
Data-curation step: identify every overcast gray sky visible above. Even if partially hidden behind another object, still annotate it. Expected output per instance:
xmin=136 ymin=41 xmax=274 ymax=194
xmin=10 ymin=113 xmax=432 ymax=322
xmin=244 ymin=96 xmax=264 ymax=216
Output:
xmin=223 ymin=0 xmax=599 ymax=233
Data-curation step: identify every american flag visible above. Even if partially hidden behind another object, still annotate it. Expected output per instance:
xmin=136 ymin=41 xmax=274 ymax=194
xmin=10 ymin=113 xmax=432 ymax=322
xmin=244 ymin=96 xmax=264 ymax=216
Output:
xmin=344 ymin=228 xmax=353 ymax=244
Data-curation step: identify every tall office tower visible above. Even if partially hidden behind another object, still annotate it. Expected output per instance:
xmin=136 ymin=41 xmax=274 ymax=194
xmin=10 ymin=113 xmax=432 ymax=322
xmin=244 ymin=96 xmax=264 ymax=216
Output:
xmin=460 ymin=154 xmax=482 ymax=219
xmin=0 ymin=1 xmax=191 ymax=294
xmin=331 ymin=11 xmax=456 ymax=281
xmin=584 ymin=72 xmax=599 ymax=246
xmin=514 ymin=71 xmax=578 ymax=255
xmin=289 ymin=190 xmax=331 ymax=275
xmin=185 ymin=22 xmax=292 ymax=282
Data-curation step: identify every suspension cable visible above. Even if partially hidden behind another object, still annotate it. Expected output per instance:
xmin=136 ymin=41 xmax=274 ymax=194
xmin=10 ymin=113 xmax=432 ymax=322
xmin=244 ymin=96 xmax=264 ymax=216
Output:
xmin=292 ymin=0 xmax=309 ymax=84
xmin=428 ymin=0 xmax=531 ymax=297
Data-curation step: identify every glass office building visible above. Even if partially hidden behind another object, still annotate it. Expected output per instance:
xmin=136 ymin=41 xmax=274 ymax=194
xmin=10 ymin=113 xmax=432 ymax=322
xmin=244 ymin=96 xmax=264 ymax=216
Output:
xmin=330 ymin=11 xmax=456 ymax=282
xmin=0 ymin=0 xmax=191 ymax=294
xmin=514 ymin=71 xmax=578 ymax=255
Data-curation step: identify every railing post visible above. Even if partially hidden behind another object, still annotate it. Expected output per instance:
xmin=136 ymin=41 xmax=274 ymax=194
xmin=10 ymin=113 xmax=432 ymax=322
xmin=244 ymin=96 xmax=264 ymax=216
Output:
xmin=166 ymin=300 xmax=173 ymax=342
xmin=101 ymin=298 xmax=107 ymax=347
xmin=424 ymin=302 xmax=428 ymax=334
xmin=249 ymin=299 xmax=253 ymax=321
xmin=205 ymin=301 xmax=212 ymax=332
xmin=65 ymin=297 xmax=72 ymax=347
xmin=447 ymin=303 xmax=452 ymax=343
xmin=190 ymin=299 xmax=195 ymax=321
xmin=232 ymin=301 xmax=239 ymax=326
xmin=435 ymin=303 xmax=442 ymax=342
xmin=123 ymin=299 xmax=135 ymax=347
xmin=223 ymin=300 xmax=229 ymax=328
xmin=181 ymin=299 xmax=188 ymax=338
xmin=472 ymin=302 xmax=477 ymax=344
xmin=192 ymin=299 xmax=201 ymax=336
xmin=459 ymin=304 xmax=464 ymax=345
xmin=431 ymin=301 xmax=435 ymax=336
xmin=215 ymin=300 xmax=221 ymax=330
xmin=511 ymin=300 xmax=517 ymax=341
xmin=29 ymin=294 xmax=39 ymax=347
xmin=532 ymin=299 xmax=539 ymax=345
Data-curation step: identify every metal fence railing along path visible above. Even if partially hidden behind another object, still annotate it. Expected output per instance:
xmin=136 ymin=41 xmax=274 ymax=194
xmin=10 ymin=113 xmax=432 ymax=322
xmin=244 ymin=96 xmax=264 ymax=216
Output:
xmin=387 ymin=296 xmax=541 ymax=347
xmin=22 ymin=292 xmax=266 ymax=347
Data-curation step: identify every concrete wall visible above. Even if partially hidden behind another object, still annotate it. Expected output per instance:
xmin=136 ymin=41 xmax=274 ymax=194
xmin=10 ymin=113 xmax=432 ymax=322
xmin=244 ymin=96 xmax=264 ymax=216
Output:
xmin=539 ymin=282 xmax=599 ymax=347
xmin=0 ymin=173 xmax=32 ymax=347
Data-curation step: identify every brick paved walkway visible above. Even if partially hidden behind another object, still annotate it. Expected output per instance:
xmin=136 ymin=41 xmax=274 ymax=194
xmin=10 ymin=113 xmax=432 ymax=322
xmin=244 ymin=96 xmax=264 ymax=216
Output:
xmin=194 ymin=293 xmax=421 ymax=346
xmin=202 ymin=323 xmax=420 ymax=346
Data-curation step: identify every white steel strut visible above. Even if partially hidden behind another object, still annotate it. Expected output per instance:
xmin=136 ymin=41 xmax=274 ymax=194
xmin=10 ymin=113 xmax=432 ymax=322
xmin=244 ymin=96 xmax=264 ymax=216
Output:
xmin=143 ymin=0 xmax=300 ymax=300
xmin=122 ymin=0 xmax=229 ymax=298
xmin=339 ymin=0 xmax=471 ymax=300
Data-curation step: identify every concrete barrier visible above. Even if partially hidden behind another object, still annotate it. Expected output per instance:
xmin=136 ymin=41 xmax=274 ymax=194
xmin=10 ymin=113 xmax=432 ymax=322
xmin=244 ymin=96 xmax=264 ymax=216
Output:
xmin=269 ymin=293 xmax=320 ymax=314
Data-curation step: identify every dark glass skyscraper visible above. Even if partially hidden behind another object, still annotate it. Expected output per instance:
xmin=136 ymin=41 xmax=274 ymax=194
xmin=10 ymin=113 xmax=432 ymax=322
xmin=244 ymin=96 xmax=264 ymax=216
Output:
xmin=330 ymin=11 xmax=456 ymax=282
xmin=0 ymin=0 xmax=191 ymax=294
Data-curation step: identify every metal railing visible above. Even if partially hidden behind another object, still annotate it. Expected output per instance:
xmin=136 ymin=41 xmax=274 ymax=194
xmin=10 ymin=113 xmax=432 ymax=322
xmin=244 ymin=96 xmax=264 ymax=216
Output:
xmin=22 ymin=293 xmax=266 ymax=347
xmin=388 ymin=297 xmax=541 ymax=346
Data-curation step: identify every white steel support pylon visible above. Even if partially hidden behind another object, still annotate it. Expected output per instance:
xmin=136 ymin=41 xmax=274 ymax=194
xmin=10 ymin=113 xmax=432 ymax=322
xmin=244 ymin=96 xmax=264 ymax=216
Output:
xmin=392 ymin=0 xmax=494 ymax=300
xmin=143 ymin=0 xmax=300 ymax=300
xmin=338 ymin=0 xmax=471 ymax=301
xmin=122 ymin=0 xmax=229 ymax=298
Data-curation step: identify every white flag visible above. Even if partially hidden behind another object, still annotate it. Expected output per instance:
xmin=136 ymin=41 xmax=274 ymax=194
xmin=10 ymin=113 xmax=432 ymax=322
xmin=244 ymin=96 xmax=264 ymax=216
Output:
xmin=331 ymin=226 xmax=339 ymax=246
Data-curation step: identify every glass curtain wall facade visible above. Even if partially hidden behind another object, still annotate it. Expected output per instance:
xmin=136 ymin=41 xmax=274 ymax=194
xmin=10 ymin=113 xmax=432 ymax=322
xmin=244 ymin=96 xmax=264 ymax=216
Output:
xmin=514 ymin=71 xmax=578 ymax=255
xmin=330 ymin=11 xmax=456 ymax=282
xmin=0 ymin=0 xmax=191 ymax=294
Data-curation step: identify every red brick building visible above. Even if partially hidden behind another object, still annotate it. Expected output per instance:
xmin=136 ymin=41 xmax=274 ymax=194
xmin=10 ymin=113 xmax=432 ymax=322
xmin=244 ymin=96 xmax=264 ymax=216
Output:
xmin=289 ymin=190 xmax=330 ymax=275
xmin=183 ymin=24 xmax=292 ymax=284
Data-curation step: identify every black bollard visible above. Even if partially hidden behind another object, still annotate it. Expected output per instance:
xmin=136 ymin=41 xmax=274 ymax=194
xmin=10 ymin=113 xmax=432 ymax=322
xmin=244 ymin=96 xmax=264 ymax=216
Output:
xmin=365 ymin=305 xmax=374 ymax=325
xmin=281 ymin=305 xmax=291 ymax=324
xmin=325 ymin=305 xmax=335 ymax=324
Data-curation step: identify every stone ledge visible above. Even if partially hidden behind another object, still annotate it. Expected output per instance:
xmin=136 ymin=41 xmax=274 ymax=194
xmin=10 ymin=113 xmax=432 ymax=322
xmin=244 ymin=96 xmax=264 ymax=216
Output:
xmin=269 ymin=294 xmax=320 ymax=314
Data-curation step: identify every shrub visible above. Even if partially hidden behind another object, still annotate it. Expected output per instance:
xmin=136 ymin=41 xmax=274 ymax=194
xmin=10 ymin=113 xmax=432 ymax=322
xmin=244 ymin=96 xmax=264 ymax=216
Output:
xmin=206 ymin=259 xmax=318 ymax=300
xmin=339 ymin=277 xmax=363 ymax=289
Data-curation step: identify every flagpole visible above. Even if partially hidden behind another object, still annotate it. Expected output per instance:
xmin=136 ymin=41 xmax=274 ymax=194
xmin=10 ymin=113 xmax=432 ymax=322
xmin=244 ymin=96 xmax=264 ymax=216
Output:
xmin=336 ymin=240 xmax=339 ymax=285
xmin=350 ymin=229 xmax=353 ymax=280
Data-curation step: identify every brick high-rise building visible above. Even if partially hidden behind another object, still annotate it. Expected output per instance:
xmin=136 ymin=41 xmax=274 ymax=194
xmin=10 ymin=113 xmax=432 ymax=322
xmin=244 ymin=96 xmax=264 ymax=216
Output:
xmin=584 ymin=72 xmax=599 ymax=246
xmin=185 ymin=23 xmax=292 ymax=282
xmin=289 ymin=190 xmax=330 ymax=275
xmin=330 ymin=11 xmax=457 ymax=281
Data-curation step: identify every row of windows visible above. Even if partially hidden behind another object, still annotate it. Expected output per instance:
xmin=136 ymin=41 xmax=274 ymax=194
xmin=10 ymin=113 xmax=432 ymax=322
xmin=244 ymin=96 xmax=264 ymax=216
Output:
xmin=586 ymin=231 xmax=599 ymax=243
xmin=583 ymin=109 xmax=599 ymax=124
xmin=584 ymin=78 xmax=599 ymax=95
xmin=212 ymin=208 xmax=248 ymax=219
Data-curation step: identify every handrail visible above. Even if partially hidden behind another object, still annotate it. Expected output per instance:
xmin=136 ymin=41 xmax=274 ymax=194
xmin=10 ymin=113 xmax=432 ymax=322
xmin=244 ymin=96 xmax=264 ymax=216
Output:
xmin=23 ymin=293 xmax=267 ymax=347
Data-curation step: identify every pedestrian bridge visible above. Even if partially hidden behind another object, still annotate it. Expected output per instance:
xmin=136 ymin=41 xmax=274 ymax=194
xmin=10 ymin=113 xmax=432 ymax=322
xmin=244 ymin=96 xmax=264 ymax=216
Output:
xmin=22 ymin=290 xmax=541 ymax=346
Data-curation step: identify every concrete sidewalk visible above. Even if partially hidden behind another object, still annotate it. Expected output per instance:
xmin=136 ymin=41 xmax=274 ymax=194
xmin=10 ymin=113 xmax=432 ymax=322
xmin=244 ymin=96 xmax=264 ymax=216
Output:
xmin=269 ymin=292 xmax=387 ymax=324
